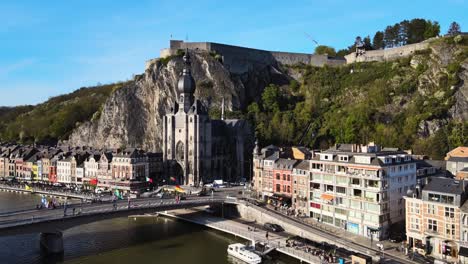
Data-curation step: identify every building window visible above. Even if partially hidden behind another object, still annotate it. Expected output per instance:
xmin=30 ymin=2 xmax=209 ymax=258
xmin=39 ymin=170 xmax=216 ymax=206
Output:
xmin=446 ymin=224 xmax=455 ymax=236
xmin=276 ymin=184 xmax=280 ymax=192
xmin=311 ymin=183 xmax=320 ymax=190
xmin=445 ymin=207 xmax=455 ymax=218
xmin=410 ymin=217 xmax=419 ymax=230
xmin=427 ymin=219 xmax=438 ymax=232
xmin=336 ymin=186 xmax=346 ymax=194
xmin=276 ymin=173 xmax=280 ymax=180
xmin=427 ymin=204 xmax=436 ymax=215
xmin=287 ymin=186 xmax=291 ymax=193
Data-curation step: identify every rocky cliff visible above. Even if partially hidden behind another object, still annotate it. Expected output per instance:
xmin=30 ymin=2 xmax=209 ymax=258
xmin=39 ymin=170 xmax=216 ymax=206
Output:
xmin=65 ymin=51 xmax=290 ymax=151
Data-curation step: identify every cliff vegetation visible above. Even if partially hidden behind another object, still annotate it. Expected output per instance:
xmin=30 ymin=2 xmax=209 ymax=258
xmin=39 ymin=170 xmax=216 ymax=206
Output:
xmin=0 ymin=82 xmax=127 ymax=144
xmin=247 ymin=36 xmax=468 ymax=159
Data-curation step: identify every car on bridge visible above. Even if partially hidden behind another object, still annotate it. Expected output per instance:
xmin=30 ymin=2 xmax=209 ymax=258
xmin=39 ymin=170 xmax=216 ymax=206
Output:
xmin=263 ymin=223 xmax=283 ymax=232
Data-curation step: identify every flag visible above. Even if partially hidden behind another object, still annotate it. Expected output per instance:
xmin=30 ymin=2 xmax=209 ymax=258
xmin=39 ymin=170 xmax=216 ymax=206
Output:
xmin=114 ymin=189 xmax=123 ymax=199
xmin=170 ymin=176 xmax=176 ymax=182
xmin=90 ymin=178 xmax=98 ymax=186
xmin=146 ymin=177 xmax=153 ymax=183
xmin=175 ymin=185 xmax=184 ymax=193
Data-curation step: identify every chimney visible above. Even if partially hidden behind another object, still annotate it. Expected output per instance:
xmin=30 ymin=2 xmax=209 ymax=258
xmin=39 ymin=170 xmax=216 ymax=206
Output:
xmin=415 ymin=179 xmax=422 ymax=199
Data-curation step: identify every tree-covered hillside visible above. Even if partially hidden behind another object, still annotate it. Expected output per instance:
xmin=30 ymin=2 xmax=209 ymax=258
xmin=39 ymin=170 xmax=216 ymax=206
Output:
xmin=247 ymin=36 xmax=468 ymax=159
xmin=0 ymin=82 xmax=127 ymax=144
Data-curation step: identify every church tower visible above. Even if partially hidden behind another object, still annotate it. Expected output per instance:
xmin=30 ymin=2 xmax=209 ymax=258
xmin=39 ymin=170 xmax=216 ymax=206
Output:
xmin=177 ymin=49 xmax=195 ymax=113
xmin=163 ymin=50 xmax=212 ymax=187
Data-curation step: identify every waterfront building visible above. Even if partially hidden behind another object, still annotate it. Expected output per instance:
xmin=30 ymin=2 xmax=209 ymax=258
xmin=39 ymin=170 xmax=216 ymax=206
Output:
xmin=308 ymin=143 xmax=416 ymax=240
xmin=446 ymin=147 xmax=468 ymax=177
xmin=260 ymin=148 xmax=279 ymax=198
xmin=162 ymin=50 xmax=252 ymax=186
xmin=97 ymin=152 xmax=113 ymax=189
xmin=111 ymin=148 xmax=148 ymax=192
xmin=405 ymin=178 xmax=467 ymax=262
xmin=147 ymin=152 xmax=163 ymax=183
xmin=292 ymin=160 xmax=310 ymax=216
xmin=0 ymin=149 xmax=9 ymax=178
xmin=271 ymin=158 xmax=297 ymax=205
xmin=49 ymin=155 xmax=59 ymax=183
xmin=57 ymin=154 xmax=74 ymax=185
xmin=84 ymin=154 xmax=100 ymax=185
xmin=38 ymin=148 xmax=62 ymax=183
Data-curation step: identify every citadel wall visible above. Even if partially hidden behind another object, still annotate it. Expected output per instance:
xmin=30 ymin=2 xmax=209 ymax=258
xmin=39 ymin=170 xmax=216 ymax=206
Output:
xmin=158 ymin=40 xmax=346 ymax=73
xmin=345 ymin=41 xmax=430 ymax=63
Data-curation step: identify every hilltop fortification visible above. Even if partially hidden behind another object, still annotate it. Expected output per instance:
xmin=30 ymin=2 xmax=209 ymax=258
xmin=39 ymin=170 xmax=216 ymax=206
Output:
xmin=155 ymin=40 xmax=345 ymax=73
xmin=345 ymin=41 xmax=430 ymax=64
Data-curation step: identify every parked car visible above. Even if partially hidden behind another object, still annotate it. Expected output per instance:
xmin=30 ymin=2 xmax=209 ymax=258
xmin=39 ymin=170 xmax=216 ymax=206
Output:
xmin=263 ymin=223 xmax=283 ymax=232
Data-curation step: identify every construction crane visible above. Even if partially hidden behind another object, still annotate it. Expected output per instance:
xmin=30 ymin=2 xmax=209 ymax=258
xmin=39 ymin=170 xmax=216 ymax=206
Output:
xmin=304 ymin=33 xmax=319 ymax=46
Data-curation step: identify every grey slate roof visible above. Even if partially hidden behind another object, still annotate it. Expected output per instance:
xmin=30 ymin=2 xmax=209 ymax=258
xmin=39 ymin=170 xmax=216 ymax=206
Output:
xmin=294 ymin=160 xmax=310 ymax=170
xmin=422 ymin=177 xmax=468 ymax=195
xmin=274 ymin=158 xmax=298 ymax=170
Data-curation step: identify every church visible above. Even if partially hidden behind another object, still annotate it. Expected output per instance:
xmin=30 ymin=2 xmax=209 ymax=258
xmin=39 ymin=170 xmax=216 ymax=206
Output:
xmin=162 ymin=50 xmax=253 ymax=186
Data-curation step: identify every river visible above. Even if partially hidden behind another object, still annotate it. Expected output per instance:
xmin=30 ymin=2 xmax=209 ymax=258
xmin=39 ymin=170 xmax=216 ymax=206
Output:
xmin=0 ymin=191 xmax=298 ymax=264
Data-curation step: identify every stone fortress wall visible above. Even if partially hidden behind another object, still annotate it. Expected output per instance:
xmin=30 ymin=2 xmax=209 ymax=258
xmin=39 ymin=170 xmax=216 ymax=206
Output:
xmin=345 ymin=41 xmax=430 ymax=64
xmin=155 ymin=37 xmax=443 ymax=72
xmin=159 ymin=40 xmax=346 ymax=74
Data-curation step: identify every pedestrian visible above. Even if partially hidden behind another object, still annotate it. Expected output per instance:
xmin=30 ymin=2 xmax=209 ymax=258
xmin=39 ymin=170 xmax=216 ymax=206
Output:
xmin=266 ymin=231 xmax=269 ymax=240
xmin=73 ymin=208 xmax=75 ymax=216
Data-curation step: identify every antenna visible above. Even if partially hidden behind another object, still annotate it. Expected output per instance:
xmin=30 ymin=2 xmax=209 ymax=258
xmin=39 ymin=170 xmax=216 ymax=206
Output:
xmin=185 ymin=34 xmax=189 ymax=42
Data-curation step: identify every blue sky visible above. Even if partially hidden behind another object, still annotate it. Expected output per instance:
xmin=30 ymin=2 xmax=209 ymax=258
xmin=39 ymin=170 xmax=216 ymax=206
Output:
xmin=0 ymin=0 xmax=466 ymax=106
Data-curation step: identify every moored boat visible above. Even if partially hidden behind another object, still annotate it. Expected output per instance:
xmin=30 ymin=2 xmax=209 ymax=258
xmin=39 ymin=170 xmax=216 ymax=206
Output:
xmin=227 ymin=243 xmax=262 ymax=264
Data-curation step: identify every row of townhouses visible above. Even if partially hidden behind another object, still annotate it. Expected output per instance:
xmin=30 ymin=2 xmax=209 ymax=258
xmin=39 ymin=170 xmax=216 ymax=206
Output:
xmin=0 ymin=143 xmax=163 ymax=193
xmin=253 ymin=142 xmax=468 ymax=262
xmin=253 ymin=142 xmax=418 ymax=240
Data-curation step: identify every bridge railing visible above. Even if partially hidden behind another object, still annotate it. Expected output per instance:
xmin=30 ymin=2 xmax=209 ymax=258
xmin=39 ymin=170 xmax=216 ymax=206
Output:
xmin=0 ymin=197 xmax=225 ymax=229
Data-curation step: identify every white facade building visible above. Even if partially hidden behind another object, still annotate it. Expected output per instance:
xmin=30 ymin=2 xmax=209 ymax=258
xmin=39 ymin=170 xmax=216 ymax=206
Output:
xmin=309 ymin=143 xmax=416 ymax=240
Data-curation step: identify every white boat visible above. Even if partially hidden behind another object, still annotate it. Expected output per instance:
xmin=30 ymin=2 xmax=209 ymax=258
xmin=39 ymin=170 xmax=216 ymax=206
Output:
xmin=227 ymin=243 xmax=262 ymax=264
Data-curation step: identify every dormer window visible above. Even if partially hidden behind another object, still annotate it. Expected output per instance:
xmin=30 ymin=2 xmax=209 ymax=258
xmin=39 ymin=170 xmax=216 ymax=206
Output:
xmin=339 ymin=155 xmax=349 ymax=162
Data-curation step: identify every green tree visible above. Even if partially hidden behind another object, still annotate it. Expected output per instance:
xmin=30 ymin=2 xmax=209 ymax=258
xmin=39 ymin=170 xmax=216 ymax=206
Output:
xmin=448 ymin=21 xmax=461 ymax=36
xmin=372 ymin=31 xmax=385 ymax=49
xmin=314 ymin=45 xmax=336 ymax=56
xmin=424 ymin=20 xmax=440 ymax=39
xmin=363 ymin=36 xmax=373 ymax=50
xmin=261 ymin=84 xmax=281 ymax=112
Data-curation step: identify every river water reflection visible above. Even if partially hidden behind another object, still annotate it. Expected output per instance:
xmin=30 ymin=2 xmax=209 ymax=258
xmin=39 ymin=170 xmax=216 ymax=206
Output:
xmin=0 ymin=191 xmax=298 ymax=264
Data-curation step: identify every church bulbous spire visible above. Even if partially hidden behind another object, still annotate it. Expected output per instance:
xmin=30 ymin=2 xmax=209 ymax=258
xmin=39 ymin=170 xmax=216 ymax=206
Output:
xmin=177 ymin=49 xmax=196 ymax=95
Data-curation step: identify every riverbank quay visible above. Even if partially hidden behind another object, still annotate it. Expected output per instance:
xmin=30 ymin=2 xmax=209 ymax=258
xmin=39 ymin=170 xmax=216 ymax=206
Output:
xmin=157 ymin=208 xmax=328 ymax=264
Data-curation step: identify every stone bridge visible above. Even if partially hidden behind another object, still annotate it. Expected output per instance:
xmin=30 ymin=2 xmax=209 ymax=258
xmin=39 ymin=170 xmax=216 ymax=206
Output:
xmin=0 ymin=197 xmax=237 ymax=238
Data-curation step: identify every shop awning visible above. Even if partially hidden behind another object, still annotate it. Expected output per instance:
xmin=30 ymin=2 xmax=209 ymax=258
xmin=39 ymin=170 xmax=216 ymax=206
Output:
xmin=321 ymin=193 xmax=334 ymax=201
xmin=459 ymin=247 xmax=468 ymax=257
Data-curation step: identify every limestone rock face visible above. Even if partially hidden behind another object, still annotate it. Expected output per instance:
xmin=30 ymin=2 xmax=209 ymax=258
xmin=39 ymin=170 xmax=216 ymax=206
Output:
xmin=65 ymin=51 xmax=289 ymax=151
xmin=449 ymin=60 xmax=468 ymax=121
